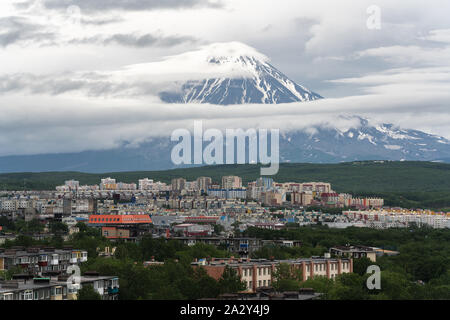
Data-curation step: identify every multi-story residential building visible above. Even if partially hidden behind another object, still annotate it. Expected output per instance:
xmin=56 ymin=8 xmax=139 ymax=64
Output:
xmin=320 ymin=193 xmax=340 ymax=205
xmin=0 ymin=247 xmax=88 ymax=274
xmin=193 ymin=256 xmax=353 ymax=293
xmin=0 ymin=273 xmax=119 ymax=300
xmin=65 ymin=180 xmax=80 ymax=190
xmin=261 ymin=191 xmax=282 ymax=206
xmin=1 ymin=200 xmax=17 ymax=212
xmin=139 ymin=178 xmax=154 ymax=190
xmin=255 ymin=177 xmax=274 ymax=191
xmin=100 ymin=178 xmax=117 ymax=191
xmin=117 ymin=182 xmax=137 ymax=191
xmin=173 ymin=223 xmax=213 ymax=237
xmin=330 ymin=245 xmax=377 ymax=262
xmin=172 ymin=237 xmax=262 ymax=258
xmin=291 ymin=192 xmax=314 ymax=206
xmin=207 ymin=188 xmax=247 ymax=199
xmin=247 ymin=182 xmax=264 ymax=200
xmin=88 ymin=214 xmax=153 ymax=241
xmin=344 ymin=209 xmax=450 ymax=229
xmin=345 ymin=197 xmax=384 ymax=209
xmin=222 ymin=176 xmax=242 ymax=189
xmin=171 ymin=178 xmax=186 ymax=192
xmin=197 ymin=177 xmax=213 ymax=192
xmin=300 ymin=182 xmax=332 ymax=194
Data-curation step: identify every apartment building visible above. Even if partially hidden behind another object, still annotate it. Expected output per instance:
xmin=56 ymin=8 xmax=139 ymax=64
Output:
xmin=222 ymin=176 xmax=242 ymax=189
xmin=260 ymin=191 xmax=282 ymax=206
xmin=207 ymin=188 xmax=247 ymax=199
xmin=0 ymin=247 xmax=88 ymax=274
xmin=291 ymin=192 xmax=314 ymax=206
xmin=0 ymin=273 xmax=119 ymax=300
xmin=88 ymin=214 xmax=153 ymax=241
xmin=100 ymin=178 xmax=117 ymax=191
xmin=300 ymin=182 xmax=332 ymax=194
xmin=193 ymin=256 xmax=353 ymax=293
xmin=343 ymin=209 xmax=450 ymax=229
xmin=171 ymin=237 xmax=263 ymax=258
xmin=139 ymin=178 xmax=154 ymax=190
xmin=330 ymin=245 xmax=377 ymax=262
xmin=171 ymin=178 xmax=187 ymax=192
xmin=197 ymin=177 xmax=213 ymax=192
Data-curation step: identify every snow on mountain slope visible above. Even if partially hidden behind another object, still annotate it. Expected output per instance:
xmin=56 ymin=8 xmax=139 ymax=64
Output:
xmin=158 ymin=42 xmax=322 ymax=104
xmin=279 ymin=117 xmax=450 ymax=163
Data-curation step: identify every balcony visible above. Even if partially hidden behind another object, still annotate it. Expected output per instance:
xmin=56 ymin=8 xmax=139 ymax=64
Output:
xmin=108 ymin=287 xmax=119 ymax=294
xmin=70 ymin=258 xmax=78 ymax=264
xmin=50 ymin=259 xmax=59 ymax=265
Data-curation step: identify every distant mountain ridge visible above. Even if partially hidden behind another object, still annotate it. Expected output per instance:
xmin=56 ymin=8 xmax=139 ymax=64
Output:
xmin=0 ymin=117 xmax=449 ymax=173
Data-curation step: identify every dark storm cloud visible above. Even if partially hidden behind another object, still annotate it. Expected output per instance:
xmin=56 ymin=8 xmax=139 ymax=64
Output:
xmin=16 ymin=0 xmax=223 ymax=12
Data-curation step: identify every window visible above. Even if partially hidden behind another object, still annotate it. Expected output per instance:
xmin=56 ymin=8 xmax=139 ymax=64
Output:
xmin=2 ymin=293 xmax=13 ymax=300
xmin=21 ymin=290 xmax=33 ymax=300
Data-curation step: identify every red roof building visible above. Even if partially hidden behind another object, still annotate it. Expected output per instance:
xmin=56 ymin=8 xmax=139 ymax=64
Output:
xmin=88 ymin=214 xmax=152 ymax=225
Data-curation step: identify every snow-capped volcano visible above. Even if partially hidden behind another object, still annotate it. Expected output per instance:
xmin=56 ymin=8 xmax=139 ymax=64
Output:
xmin=158 ymin=42 xmax=322 ymax=104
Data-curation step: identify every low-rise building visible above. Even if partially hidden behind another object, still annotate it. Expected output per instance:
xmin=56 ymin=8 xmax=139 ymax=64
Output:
xmin=193 ymin=256 xmax=353 ymax=293
xmin=330 ymin=245 xmax=377 ymax=262
xmin=0 ymin=273 xmax=119 ymax=300
xmin=0 ymin=247 xmax=87 ymax=274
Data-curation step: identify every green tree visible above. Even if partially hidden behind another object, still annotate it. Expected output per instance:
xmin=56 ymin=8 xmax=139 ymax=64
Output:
xmin=272 ymin=263 xmax=301 ymax=291
xmin=49 ymin=221 xmax=69 ymax=234
xmin=77 ymin=285 xmax=102 ymax=300
xmin=218 ymin=266 xmax=246 ymax=294
xmin=353 ymin=257 xmax=373 ymax=276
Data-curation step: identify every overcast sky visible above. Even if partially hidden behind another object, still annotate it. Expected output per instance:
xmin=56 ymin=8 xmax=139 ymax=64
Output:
xmin=0 ymin=0 xmax=450 ymax=156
